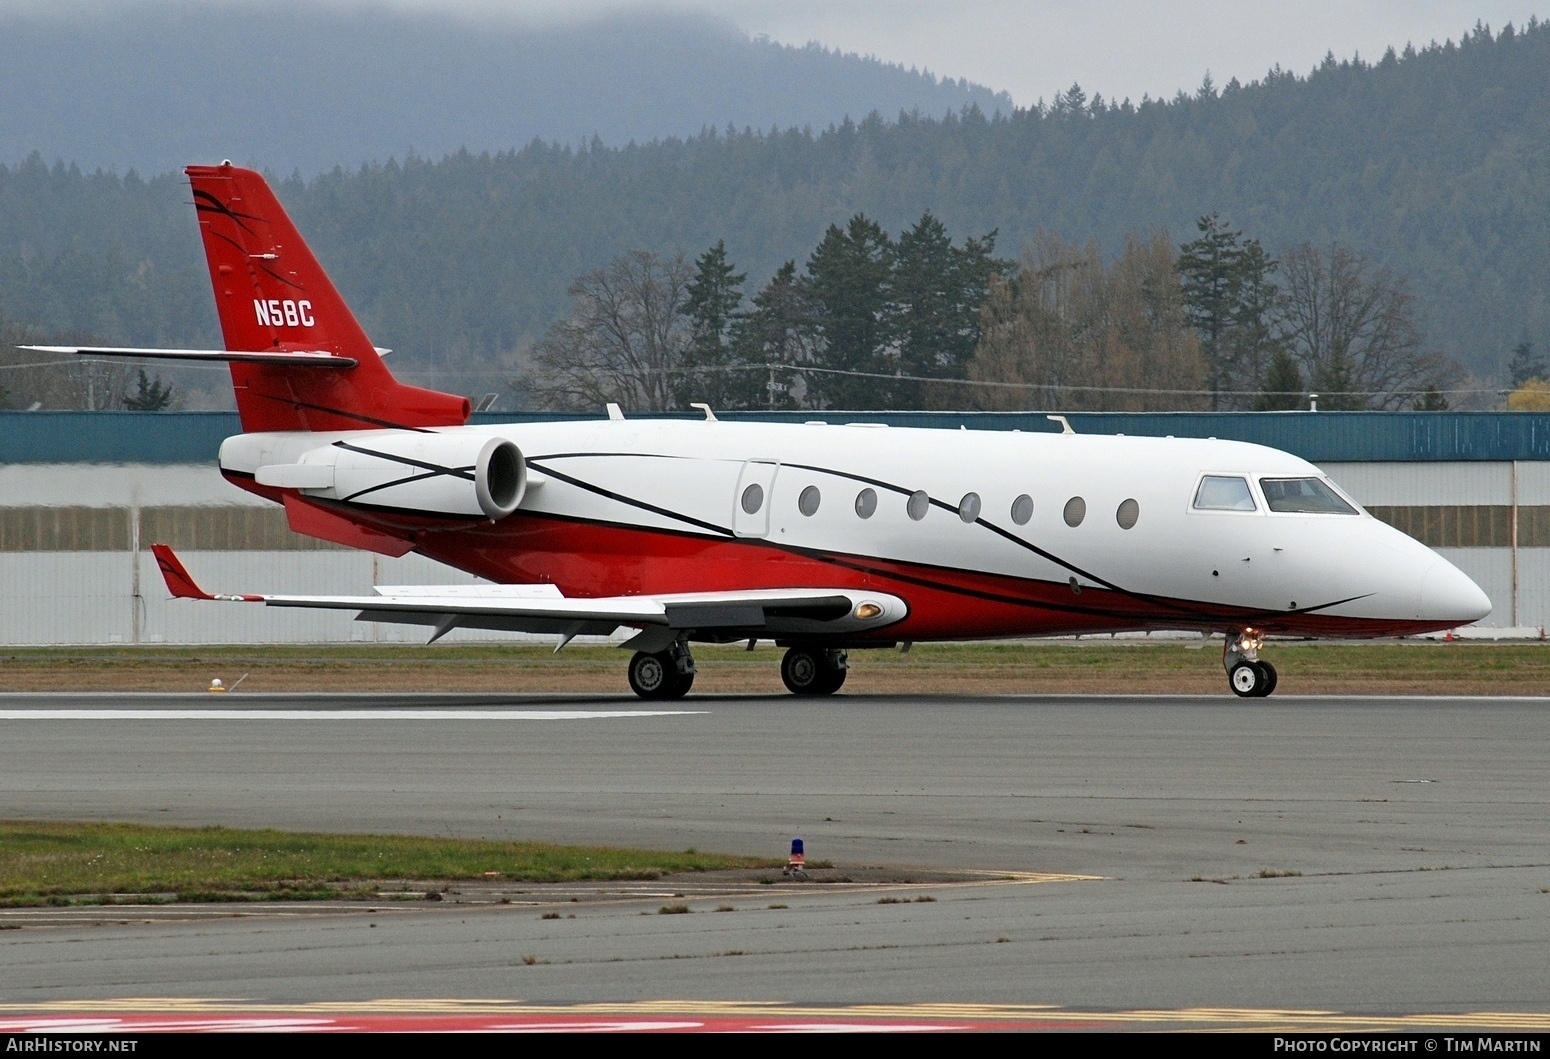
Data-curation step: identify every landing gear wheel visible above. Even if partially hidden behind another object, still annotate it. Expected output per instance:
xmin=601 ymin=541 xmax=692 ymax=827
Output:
xmin=628 ymin=650 xmax=694 ymax=700
xmin=781 ymin=646 xmax=847 ymax=696
xmin=1229 ymin=661 xmax=1266 ymax=698
xmin=1224 ymin=629 xmax=1275 ymax=699
xmin=1257 ymin=660 xmax=1278 ymax=696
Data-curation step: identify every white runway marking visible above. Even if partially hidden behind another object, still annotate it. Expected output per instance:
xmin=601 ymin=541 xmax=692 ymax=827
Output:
xmin=0 ymin=709 xmax=705 ymax=721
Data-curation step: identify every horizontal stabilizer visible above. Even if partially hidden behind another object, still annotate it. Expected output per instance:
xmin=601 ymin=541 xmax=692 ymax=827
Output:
xmin=23 ymin=345 xmax=357 ymax=368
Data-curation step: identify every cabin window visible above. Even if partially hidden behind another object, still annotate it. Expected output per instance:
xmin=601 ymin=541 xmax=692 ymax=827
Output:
xmin=1063 ymin=496 xmax=1086 ymax=527
xmin=798 ymin=485 xmax=821 ymax=516
xmin=741 ymin=483 xmax=764 ymax=515
xmin=1010 ymin=494 xmax=1033 ymax=526
xmin=1194 ymin=475 xmax=1256 ymax=511
xmin=958 ymin=492 xmax=981 ymax=523
xmin=1116 ymin=498 xmax=1139 ymax=529
xmin=907 ymin=490 xmax=930 ymax=521
xmin=855 ymin=488 xmax=877 ymax=519
xmin=1260 ymin=477 xmax=1358 ymax=515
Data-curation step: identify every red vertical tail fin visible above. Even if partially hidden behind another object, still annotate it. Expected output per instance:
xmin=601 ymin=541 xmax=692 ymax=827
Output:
xmin=186 ymin=162 xmax=470 ymax=432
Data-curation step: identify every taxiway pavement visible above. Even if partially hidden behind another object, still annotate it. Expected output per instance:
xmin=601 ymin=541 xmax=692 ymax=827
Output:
xmin=1 ymin=691 xmax=1547 ymax=1017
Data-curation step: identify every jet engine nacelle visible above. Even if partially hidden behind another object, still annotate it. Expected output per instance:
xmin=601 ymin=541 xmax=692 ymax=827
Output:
xmin=254 ymin=434 xmax=526 ymax=520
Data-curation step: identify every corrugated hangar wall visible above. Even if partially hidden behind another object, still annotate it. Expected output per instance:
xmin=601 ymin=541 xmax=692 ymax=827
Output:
xmin=1 ymin=411 xmax=1546 ymax=644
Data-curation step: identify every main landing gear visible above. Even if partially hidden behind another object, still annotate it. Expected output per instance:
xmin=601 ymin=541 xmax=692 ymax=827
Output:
xmin=624 ymin=642 xmax=849 ymax=699
xmin=627 ymin=642 xmax=696 ymax=700
xmin=1224 ymin=628 xmax=1278 ymax=698
xmin=780 ymin=646 xmax=848 ymax=696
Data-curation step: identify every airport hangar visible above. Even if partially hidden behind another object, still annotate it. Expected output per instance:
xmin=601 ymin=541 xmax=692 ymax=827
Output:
xmin=0 ymin=408 xmax=1545 ymax=646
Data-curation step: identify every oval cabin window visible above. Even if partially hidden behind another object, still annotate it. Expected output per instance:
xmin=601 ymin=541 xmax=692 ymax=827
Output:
xmin=1116 ymin=498 xmax=1139 ymax=529
xmin=958 ymin=492 xmax=981 ymax=523
xmin=1011 ymin=494 xmax=1033 ymax=525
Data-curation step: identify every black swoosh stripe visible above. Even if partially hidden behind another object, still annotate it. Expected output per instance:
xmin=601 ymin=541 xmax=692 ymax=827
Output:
xmin=255 ymin=262 xmax=307 ymax=291
xmin=280 ymin=447 xmax=1365 ymax=625
xmin=340 ymin=469 xmax=460 ymax=504
xmin=192 ymin=189 xmax=263 ymax=235
xmin=492 ymin=508 xmax=1366 ymax=626
xmin=526 ymin=451 xmax=1162 ymax=611
xmin=333 ymin=441 xmax=475 ymax=480
xmin=525 ymin=459 xmax=733 ymax=537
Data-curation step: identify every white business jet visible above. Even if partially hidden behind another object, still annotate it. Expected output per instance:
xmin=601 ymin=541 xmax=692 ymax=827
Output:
xmin=28 ymin=164 xmax=1491 ymax=698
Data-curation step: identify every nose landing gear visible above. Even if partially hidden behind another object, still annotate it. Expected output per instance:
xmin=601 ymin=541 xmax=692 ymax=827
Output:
xmin=1224 ymin=629 xmax=1278 ymax=698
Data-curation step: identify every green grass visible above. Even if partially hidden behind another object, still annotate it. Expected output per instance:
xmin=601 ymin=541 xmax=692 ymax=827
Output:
xmin=0 ymin=821 xmax=776 ymax=907
xmin=4 ymin=638 xmax=1548 ymax=674
xmin=4 ymin=638 xmax=1549 ymax=696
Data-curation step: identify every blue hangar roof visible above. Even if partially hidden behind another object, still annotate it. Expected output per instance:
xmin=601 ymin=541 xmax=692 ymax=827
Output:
xmin=3 ymin=410 xmax=1550 ymax=464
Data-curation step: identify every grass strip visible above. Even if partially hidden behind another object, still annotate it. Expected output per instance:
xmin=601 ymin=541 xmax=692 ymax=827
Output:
xmin=0 ymin=821 xmax=776 ymax=907
xmin=1 ymin=640 xmax=1547 ymax=695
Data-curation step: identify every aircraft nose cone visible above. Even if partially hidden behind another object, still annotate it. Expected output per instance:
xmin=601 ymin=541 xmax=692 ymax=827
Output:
xmin=1419 ymin=557 xmax=1492 ymax=625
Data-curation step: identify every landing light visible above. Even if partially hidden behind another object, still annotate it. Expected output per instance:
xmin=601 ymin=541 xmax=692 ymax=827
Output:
xmin=855 ymin=602 xmax=883 ymax=620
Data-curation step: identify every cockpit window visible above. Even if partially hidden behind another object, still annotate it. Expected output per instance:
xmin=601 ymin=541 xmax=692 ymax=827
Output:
xmin=1259 ymin=477 xmax=1358 ymax=515
xmin=1193 ymin=475 xmax=1257 ymax=511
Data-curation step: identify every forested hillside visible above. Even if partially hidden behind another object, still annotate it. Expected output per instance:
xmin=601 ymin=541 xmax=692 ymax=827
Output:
xmin=0 ymin=4 xmax=1007 ymax=177
xmin=0 ymin=19 xmax=1545 ymax=407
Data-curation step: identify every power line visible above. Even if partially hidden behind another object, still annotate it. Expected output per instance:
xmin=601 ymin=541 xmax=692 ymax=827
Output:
xmin=13 ymin=354 xmax=1510 ymax=401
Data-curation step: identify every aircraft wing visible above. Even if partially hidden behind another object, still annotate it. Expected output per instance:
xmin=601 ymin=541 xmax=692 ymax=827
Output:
xmin=150 ymin=545 xmax=907 ymax=649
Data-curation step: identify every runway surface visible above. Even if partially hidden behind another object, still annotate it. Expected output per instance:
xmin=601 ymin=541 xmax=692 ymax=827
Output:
xmin=1 ymin=691 xmax=1548 ymax=1029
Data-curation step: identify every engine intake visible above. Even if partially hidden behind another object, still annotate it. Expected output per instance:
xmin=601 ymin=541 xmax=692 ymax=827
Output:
xmin=261 ymin=434 xmax=527 ymax=521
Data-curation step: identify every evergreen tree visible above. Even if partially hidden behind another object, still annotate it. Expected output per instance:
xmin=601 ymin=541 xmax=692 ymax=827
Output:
xmin=892 ymin=212 xmax=1008 ymax=407
xmin=1177 ymin=215 xmax=1280 ymax=410
xmin=730 ymin=261 xmax=814 ymax=410
xmin=1508 ymin=340 xmax=1546 ymax=387
xmin=1252 ymin=348 xmax=1305 ymax=410
xmin=122 ymin=367 xmax=175 ymax=411
xmin=678 ymin=239 xmax=751 ymax=408
xmin=802 ymin=215 xmax=895 ymax=408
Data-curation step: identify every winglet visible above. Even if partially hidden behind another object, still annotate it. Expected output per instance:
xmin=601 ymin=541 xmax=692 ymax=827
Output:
xmin=151 ymin=544 xmax=215 ymax=600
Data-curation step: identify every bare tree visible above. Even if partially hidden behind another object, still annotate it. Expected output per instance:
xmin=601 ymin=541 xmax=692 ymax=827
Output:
xmin=522 ymin=250 xmax=694 ymax=412
xmin=1276 ymin=243 xmax=1457 ymax=410
xmin=969 ymin=230 xmax=1206 ymax=411
xmin=0 ymin=317 xmax=137 ymax=410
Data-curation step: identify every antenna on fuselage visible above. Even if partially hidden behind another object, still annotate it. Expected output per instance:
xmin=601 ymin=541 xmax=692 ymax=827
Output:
xmin=606 ymin=403 xmax=625 ymax=421
xmin=1047 ymin=415 xmax=1075 ymax=435
xmin=689 ymin=402 xmax=718 ymax=421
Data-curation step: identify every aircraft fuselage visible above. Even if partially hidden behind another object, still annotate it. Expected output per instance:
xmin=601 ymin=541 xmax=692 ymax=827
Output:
xmin=218 ymin=418 xmax=1491 ymax=645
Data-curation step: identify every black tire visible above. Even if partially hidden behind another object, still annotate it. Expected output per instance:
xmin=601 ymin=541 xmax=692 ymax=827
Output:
xmin=1229 ymin=661 xmax=1264 ymax=698
xmin=819 ymin=664 xmax=847 ymax=695
xmin=665 ymin=668 xmax=694 ymax=699
xmin=781 ymin=646 xmax=844 ymax=696
xmin=629 ymin=651 xmax=674 ymax=699
xmin=1257 ymin=660 xmax=1278 ymax=697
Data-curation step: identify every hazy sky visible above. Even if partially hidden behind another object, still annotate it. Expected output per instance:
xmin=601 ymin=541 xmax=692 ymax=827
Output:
xmin=10 ymin=1 xmax=1545 ymax=107
xmin=363 ymin=0 xmax=1547 ymax=106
